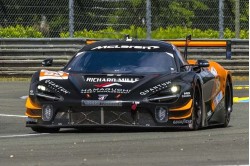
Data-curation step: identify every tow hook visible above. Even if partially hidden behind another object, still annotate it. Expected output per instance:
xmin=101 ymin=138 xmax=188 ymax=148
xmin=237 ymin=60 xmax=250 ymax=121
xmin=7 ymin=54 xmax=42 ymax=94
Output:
xmin=131 ymin=101 xmax=140 ymax=125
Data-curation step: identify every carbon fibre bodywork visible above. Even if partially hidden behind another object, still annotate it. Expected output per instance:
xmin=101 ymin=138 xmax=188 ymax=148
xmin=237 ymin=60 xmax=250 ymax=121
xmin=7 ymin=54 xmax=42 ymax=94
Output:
xmin=25 ymin=39 xmax=233 ymax=131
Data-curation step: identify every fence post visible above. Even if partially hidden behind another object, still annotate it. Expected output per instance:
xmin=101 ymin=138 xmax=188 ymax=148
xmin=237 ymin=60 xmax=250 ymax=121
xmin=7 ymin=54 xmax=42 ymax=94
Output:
xmin=219 ymin=0 xmax=224 ymax=39
xmin=235 ymin=0 xmax=240 ymax=38
xmin=146 ymin=0 xmax=151 ymax=39
xmin=69 ymin=0 xmax=74 ymax=38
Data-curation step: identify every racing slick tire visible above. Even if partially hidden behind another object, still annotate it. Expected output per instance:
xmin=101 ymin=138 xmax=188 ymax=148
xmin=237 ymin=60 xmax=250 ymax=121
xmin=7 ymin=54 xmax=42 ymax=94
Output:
xmin=223 ymin=79 xmax=233 ymax=127
xmin=31 ymin=127 xmax=60 ymax=133
xmin=191 ymin=84 xmax=203 ymax=130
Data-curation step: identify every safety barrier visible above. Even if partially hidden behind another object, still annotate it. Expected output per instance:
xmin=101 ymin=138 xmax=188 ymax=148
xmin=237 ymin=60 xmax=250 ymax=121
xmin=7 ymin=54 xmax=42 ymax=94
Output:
xmin=0 ymin=38 xmax=248 ymax=77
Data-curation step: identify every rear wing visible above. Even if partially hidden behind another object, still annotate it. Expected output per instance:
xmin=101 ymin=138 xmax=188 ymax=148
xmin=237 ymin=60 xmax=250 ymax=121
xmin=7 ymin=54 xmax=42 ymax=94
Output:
xmin=85 ymin=38 xmax=232 ymax=59
xmin=86 ymin=40 xmax=98 ymax=45
xmin=162 ymin=39 xmax=232 ymax=59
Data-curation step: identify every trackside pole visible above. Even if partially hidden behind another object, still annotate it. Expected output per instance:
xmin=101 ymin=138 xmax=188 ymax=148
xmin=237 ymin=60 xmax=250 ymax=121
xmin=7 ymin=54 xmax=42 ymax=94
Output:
xmin=146 ymin=0 xmax=151 ymax=39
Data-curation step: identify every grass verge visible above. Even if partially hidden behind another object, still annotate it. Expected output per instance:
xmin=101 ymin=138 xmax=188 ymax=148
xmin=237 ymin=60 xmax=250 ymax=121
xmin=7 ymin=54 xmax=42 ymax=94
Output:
xmin=0 ymin=77 xmax=31 ymax=81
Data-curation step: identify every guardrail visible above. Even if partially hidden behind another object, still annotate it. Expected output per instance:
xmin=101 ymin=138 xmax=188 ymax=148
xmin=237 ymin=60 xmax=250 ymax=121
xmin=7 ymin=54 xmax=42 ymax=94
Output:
xmin=0 ymin=38 xmax=248 ymax=77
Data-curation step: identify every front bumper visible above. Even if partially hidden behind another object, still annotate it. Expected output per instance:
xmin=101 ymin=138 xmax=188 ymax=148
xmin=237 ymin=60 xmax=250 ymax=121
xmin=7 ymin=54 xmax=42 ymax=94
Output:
xmin=26 ymin=98 xmax=194 ymax=129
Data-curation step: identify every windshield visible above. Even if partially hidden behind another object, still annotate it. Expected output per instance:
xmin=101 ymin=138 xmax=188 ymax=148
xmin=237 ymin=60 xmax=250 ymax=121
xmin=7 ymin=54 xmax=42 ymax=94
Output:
xmin=65 ymin=51 xmax=177 ymax=74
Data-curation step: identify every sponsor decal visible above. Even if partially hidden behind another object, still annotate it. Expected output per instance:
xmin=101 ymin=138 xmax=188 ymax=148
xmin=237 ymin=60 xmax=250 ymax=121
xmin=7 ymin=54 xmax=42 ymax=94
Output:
xmin=207 ymin=110 xmax=212 ymax=117
xmin=91 ymin=45 xmax=160 ymax=50
xmin=98 ymin=94 xmax=108 ymax=101
xmin=94 ymin=82 xmax=122 ymax=88
xmin=29 ymin=90 xmax=34 ymax=96
xmin=81 ymin=100 xmax=122 ymax=106
xmin=140 ymin=81 xmax=171 ymax=95
xmin=182 ymin=91 xmax=191 ymax=98
xmin=44 ymin=80 xmax=70 ymax=94
xmin=81 ymin=88 xmax=130 ymax=94
xmin=39 ymin=70 xmax=69 ymax=81
xmin=199 ymin=70 xmax=210 ymax=78
xmin=210 ymin=67 xmax=218 ymax=77
xmin=107 ymin=74 xmax=122 ymax=77
xmin=155 ymin=107 xmax=168 ymax=122
xmin=86 ymin=77 xmax=139 ymax=83
xmin=173 ymin=119 xmax=192 ymax=125
xmin=213 ymin=91 xmax=223 ymax=107
xmin=158 ymin=109 xmax=166 ymax=121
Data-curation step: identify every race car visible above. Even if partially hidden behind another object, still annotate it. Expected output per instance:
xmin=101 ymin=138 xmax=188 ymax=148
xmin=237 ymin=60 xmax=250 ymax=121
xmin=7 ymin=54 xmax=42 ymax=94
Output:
xmin=25 ymin=36 xmax=233 ymax=132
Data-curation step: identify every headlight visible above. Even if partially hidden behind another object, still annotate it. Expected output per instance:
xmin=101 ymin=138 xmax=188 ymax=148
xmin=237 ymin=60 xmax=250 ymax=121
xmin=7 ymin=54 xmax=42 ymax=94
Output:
xmin=36 ymin=85 xmax=63 ymax=101
xmin=37 ymin=85 xmax=46 ymax=91
xmin=158 ymin=85 xmax=180 ymax=96
xmin=37 ymin=85 xmax=51 ymax=92
xmin=171 ymin=85 xmax=179 ymax=93
xmin=148 ymin=85 xmax=180 ymax=102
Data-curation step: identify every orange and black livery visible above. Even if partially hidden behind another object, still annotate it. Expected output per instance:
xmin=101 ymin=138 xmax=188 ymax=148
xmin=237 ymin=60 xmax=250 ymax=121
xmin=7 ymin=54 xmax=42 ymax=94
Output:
xmin=25 ymin=35 xmax=233 ymax=132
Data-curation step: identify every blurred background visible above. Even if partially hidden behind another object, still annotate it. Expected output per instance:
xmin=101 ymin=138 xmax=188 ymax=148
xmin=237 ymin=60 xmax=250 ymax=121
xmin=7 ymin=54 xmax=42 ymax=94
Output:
xmin=0 ymin=0 xmax=248 ymax=39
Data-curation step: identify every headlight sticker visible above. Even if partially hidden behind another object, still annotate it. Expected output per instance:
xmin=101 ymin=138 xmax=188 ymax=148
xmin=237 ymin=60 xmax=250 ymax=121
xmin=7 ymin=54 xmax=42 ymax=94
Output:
xmin=140 ymin=81 xmax=171 ymax=95
xmin=44 ymin=80 xmax=70 ymax=94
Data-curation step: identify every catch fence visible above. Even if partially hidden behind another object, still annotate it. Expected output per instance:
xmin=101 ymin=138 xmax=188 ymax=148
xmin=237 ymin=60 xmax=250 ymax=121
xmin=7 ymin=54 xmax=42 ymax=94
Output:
xmin=0 ymin=0 xmax=248 ymax=38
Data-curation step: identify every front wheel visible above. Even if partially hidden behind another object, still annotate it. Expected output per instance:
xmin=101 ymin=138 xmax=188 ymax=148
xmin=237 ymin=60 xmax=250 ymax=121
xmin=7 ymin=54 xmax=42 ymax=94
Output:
xmin=191 ymin=85 xmax=203 ymax=130
xmin=31 ymin=127 xmax=60 ymax=133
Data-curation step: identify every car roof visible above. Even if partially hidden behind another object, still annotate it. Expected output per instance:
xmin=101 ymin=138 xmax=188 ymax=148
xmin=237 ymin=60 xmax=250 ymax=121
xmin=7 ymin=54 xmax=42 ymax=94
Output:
xmin=80 ymin=39 xmax=174 ymax=52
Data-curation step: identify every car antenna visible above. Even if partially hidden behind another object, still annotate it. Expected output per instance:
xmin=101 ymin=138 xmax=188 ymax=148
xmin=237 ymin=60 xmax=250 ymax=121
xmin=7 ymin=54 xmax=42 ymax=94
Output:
xmin=184 ymin=35 xmax=191 ymax=60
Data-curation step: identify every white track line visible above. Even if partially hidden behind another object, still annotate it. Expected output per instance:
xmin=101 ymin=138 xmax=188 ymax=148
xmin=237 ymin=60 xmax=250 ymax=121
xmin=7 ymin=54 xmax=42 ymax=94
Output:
xmin=20 ymin=95 xmax=28 ymax=99
xmin=218 ymin=165 xmax=249 ymax=166
xmin=0 ymin=133 xmax=49 ymax=138
xmin=0 ymin=114 xmax=27 ymax=118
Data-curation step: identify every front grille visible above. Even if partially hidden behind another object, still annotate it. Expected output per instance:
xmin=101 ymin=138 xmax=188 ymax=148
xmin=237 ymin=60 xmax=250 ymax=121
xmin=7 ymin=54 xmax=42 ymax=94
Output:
xmin=53 ymin=108 xmax=157 ymax=126
xmin=105 ymin=111 xmax=135 ymax=125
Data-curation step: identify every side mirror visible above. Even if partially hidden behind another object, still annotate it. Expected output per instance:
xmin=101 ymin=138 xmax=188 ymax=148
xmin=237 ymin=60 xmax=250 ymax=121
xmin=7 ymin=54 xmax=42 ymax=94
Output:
xmin=197 ymin=60 xmax=209 ymax=68
xmin=42 ymin=58 xmax=53 ymax=66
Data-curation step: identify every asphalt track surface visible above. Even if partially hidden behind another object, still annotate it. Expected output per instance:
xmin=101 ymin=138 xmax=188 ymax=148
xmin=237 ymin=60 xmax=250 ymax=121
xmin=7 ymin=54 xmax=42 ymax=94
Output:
xmin=0 ymin=81 xmax=248 ymax=166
